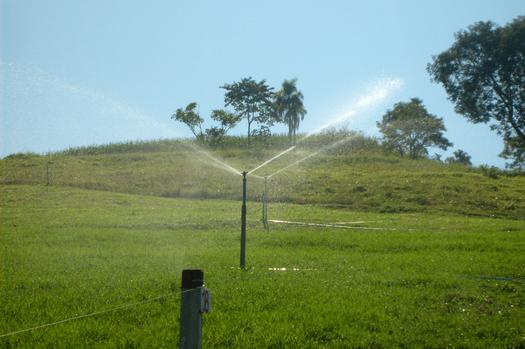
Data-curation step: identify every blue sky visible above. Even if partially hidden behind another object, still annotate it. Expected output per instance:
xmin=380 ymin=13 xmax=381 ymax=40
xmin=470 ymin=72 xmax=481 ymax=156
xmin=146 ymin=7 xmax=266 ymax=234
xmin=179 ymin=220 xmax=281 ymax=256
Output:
xmin=1 ymin=0 xmax=523 ymax=166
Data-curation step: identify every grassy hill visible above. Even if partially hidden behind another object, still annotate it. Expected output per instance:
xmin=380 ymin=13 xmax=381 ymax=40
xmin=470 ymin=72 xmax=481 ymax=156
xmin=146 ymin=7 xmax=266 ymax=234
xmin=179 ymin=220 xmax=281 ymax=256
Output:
xmin=1 ymin=135 xmax=524 ymax=219
xmin=1 ymin=135 xmax=524 ymax=347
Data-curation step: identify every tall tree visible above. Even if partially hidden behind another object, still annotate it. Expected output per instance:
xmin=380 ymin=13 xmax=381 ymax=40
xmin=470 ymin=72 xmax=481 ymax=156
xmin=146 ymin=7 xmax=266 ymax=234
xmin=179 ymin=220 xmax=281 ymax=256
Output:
xmin=171 ymin=102 xmax=204 ymax=139
xmin=427 ymin=16 xmax=525 ymax=168
xmin=377 ymin=98 xmax=452 ymax=159
xmin=274 ymin=78 xmax=307 ymax=145
xmin=221 ymin=77 xmax=274 ymax=146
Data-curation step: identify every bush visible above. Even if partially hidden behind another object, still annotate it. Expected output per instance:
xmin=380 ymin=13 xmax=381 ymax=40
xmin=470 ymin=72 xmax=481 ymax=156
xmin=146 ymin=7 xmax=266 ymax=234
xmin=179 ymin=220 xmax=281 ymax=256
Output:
xmin=302 ymin=127 xmax=382 ymax=154
xmin=4 ymin=152 xmax=41 ymax=160
xmin=478 ymin=165 xmax=501 ymax=179
xmin=250 ymin=126 xmax=272 ymax=148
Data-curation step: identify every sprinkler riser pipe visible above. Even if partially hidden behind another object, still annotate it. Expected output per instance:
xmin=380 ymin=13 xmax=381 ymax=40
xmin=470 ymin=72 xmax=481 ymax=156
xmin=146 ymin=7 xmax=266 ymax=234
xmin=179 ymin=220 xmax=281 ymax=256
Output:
xmin=262 ymin=176 xmax=269 ymax=230
xmin=240 ymin=172 xmax=247 ymax=269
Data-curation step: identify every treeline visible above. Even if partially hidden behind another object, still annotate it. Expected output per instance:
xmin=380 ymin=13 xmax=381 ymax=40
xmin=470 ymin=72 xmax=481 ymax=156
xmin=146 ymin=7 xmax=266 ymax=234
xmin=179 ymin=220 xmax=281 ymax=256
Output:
xmin=171 ymin=15 xmax=524 ymax=169
xmin=172 ymin=77 xmax=307 ymax=148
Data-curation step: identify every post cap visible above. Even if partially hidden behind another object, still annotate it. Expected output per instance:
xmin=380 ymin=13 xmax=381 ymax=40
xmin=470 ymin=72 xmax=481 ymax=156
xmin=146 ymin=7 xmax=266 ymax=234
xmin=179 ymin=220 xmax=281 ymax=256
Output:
xmin=181 ymin=269 xmax=204 ymax=289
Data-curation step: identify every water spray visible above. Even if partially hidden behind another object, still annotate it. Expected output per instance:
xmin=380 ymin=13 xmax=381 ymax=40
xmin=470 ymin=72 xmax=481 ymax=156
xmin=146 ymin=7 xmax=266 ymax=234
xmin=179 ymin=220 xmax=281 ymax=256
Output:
xmin=247 ymin=78 xmax=403 ymax=178
xmin=184 ymin=141 xmax=243 ymax=177
xmin=247 ymin=145 xmax=296 ymax=176
xmin=267 ymin=133 xmax=361 ymax=179
xmin=240 ymin=171 xmax=247 ymax=269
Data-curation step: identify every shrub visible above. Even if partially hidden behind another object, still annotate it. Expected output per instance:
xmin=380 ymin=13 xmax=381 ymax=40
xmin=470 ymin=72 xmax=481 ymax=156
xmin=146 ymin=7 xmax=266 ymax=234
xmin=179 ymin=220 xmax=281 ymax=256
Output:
xmin=4 ymin=152 xmax=41 ymax=160
xmin=479 ymin=165 xmax=501 ymax=179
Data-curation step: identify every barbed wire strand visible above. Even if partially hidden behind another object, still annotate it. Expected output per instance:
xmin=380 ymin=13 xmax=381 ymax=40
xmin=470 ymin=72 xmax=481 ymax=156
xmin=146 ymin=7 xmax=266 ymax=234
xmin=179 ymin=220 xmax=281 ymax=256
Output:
xmin=0 ymin=287 xmax=202 ymax=339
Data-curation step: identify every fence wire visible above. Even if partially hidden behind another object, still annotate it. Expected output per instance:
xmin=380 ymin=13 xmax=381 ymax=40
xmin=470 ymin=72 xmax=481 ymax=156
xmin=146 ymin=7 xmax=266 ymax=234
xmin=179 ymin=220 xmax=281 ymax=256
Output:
xmin=0 ymin=287 xmax=201 ymax=339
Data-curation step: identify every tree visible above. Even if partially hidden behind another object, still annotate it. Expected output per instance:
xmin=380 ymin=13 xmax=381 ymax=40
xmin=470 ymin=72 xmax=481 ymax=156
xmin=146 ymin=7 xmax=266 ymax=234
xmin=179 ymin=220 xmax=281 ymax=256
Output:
xmin=427 ymin=16 xmax=525 ymax=168
xmin=446 ymin=149 xmax=472 ymax=166
xmin=501 ymin=138 xmax=525 ymax=168
xmin=204 ymin=109 xmax=241 ymax=146
xmin=274 ymin=78 xmax=307 ymax=145
xmin=221 ymin=77 xmax=274 ymax=146
xmin=377 ymin=98 xmax=453 ymax=159
xmin=171 ymin=102 xmax=204 ymax=139
xmin=210 ymin=109 xmax=241 ymax=134
xmin=171 ymin=104 xmax=239 ymax=146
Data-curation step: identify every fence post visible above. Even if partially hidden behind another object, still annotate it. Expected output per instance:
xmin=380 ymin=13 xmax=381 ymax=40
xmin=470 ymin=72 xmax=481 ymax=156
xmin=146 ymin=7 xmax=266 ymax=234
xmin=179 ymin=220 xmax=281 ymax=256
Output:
xmin=180 ymin=269 xmax=209 ymax=349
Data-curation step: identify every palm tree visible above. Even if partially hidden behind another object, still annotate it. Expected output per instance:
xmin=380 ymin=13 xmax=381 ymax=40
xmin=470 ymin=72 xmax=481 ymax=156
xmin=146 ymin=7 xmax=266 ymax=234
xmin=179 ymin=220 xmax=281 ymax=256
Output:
xmin=274 ymin=79 xmax=307 ymax=145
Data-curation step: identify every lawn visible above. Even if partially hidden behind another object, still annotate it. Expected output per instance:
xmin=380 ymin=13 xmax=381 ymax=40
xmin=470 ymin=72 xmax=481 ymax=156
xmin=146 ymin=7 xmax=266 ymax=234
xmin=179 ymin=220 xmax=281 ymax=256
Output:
xmin=1 ymin=185 xmax=524 ymax=348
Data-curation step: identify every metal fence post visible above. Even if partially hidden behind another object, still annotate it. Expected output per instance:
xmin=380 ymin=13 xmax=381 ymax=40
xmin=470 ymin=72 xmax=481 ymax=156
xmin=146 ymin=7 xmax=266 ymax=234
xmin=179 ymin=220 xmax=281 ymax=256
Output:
xmin=180 ymin=269 xmax=206 ymax=349
xmin=180 ymin=269 xmax=204 ymax=349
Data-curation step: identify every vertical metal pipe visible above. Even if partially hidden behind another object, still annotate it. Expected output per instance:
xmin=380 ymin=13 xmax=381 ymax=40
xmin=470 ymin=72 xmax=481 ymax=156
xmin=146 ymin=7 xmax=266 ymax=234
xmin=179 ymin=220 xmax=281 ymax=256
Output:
xmin=46 ymin=162 xmax=50 ymax=186
xmin=262 ymin=176 xmax=269 ymax=230
xmin=180 ymin=269 xmax=204 ymax=349
xmin=240 ymin=172 xmax=247 ymax=269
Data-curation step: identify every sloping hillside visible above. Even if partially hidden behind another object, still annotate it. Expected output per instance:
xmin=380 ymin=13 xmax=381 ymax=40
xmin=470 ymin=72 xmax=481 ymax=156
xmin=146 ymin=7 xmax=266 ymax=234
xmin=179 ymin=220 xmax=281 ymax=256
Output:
xmin=1 ymin=137 xmax=524 ymax=219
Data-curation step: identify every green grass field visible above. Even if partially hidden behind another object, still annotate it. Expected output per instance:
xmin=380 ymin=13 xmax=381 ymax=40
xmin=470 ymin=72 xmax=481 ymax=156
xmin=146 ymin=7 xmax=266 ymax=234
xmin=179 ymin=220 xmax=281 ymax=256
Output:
xmin=1 ymin=183 xmax=524 ymax=348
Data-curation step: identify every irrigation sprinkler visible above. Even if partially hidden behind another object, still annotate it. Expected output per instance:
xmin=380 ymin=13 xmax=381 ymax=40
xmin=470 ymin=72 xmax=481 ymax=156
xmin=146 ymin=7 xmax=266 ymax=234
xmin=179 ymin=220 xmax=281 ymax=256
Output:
xmin=240 ymin=171 xmax=247 ymax=269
